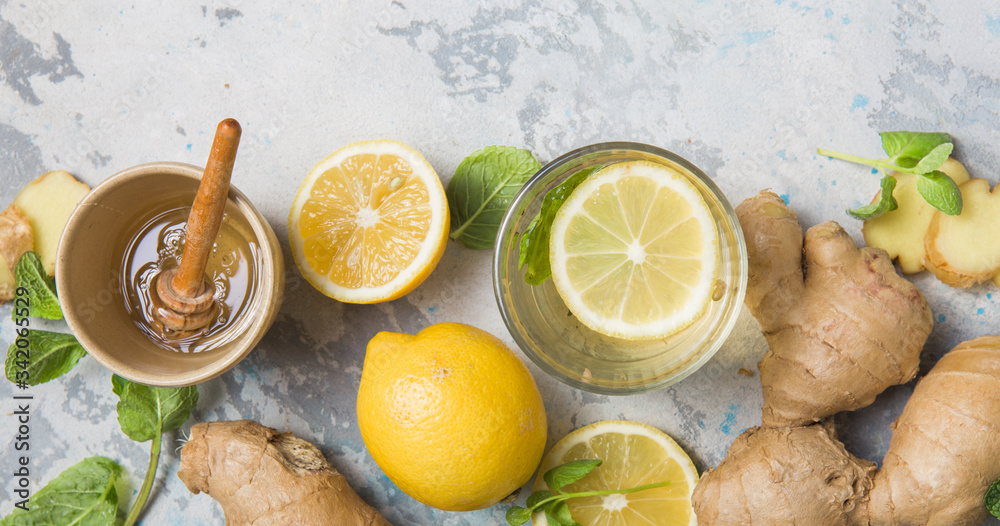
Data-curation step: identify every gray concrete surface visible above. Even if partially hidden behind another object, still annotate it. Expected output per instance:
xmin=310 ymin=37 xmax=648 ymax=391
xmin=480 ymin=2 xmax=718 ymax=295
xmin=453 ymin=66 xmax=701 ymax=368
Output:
xmin=1 ymin=1 xmax=998 ymax=524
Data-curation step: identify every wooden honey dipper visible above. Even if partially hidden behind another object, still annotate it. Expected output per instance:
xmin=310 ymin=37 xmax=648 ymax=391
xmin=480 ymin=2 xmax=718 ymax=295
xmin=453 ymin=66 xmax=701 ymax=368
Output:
xmin=153 ymin=118 xmax=241 ymax=332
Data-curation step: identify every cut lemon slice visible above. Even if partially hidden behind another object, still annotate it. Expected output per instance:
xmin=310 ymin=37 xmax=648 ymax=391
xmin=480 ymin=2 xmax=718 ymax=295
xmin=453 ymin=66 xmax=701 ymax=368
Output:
xmin=532 ymin=420 xmax=699 ymax=526
xmin=289 ymin=140 xmax=449 ymax=303
xmin=549 ymin=161 xmax=719 ymax=340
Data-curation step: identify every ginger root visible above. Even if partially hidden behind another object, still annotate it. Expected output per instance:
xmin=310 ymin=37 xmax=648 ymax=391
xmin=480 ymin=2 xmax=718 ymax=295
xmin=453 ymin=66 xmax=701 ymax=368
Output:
xmin=694 ymin=336 xmax=1000 ymax=526
xmin=861 ymin=158 xmax=970 ymax=274
xmin=866 ymin=336 xmax=1000 ymax=526
xmin=12 ymin=170 xmax=90 ymax=276
xmin=0 ymin=204 xmax=33 ymax=301
xmin=923 ymin=178 xmax=1000 ymax=288
xmin=692 ymin=422 xmax=875 ymax=525
xmin=694 ymin=191 xmax=999 ymax=526
xmin=737 ymin=191 xmax=932 ymax=427
xmin=178 ymin=420 xmax=390 ymax=526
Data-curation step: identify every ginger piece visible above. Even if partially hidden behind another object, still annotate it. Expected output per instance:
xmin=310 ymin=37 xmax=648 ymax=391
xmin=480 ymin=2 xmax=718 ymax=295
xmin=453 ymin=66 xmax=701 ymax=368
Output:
xmin=923 ymin=178 xmax=1000 ymax=288
xmin=737 ymin=191 xmax=932 ymax=427
xmin=0 ymin=261 xmax=13 ymax=301
xmin=698 ymin=190 xmax=995 ymax=525
xmin=0 ymin=204 xmax=33 ymax=272
xmin=12 ymin=170 xmax=90 ymax=276
xmin=0 ymin=204 xmax=33 ymax=301
xmin=867 ymin=336 xmax=1000 ymax=526
xmin=862 ymin=158 xmax=970 ymax=273
xmin=692 ymin=422 xmax=875 ymax=525
xmin=178 ymin=420 xmax=390 ymax=526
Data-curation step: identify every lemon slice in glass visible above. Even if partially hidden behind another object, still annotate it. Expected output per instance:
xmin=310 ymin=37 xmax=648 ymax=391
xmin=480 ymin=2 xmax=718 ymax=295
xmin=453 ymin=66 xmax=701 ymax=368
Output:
xmin=289 ymin=140 xmax=449 ymax=303
xmin=532 ymin=420 xmax=699 ymax=526
xmin=548 ymin=161 xmax=719 ymax=340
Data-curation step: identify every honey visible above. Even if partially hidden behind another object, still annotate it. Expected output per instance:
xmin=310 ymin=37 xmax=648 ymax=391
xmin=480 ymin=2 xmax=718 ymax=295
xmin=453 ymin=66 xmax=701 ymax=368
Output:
xmin=116 ymin=194 xmax=262 ymax=353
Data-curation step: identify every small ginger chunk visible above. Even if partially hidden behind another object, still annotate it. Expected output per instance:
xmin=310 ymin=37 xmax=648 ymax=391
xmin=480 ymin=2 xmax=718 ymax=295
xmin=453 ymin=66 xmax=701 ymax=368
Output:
xmin=923 ymin=178 xmax=1000 ymax=288
xmin=0 ymin=204 xmax=33 ymax=301
xmin=12 ymin=170 xmax=90 ymax=276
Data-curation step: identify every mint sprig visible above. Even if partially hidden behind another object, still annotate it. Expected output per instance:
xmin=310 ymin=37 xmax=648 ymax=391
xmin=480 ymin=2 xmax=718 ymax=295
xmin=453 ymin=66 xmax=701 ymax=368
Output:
xmin=505 ymin=459 xmax=670 ymax=526
xmin=112 ymin=375 xmax=199 ymax=526
xmin=818 ymin=131 xmax=963 ymax=219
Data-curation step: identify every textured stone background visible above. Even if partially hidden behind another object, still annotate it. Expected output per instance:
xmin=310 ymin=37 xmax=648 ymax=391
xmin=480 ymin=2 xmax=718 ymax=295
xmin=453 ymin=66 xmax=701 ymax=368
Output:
xmin=1 ymin=1 xmax=999 ymax=524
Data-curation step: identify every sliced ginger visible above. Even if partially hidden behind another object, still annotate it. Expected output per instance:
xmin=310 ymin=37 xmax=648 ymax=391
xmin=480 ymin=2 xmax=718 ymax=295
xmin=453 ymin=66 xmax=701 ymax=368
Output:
xmin=862 ymin=157 xmax=970 ymax=273
xmin=1 ymin=170 xmax=90 ymax=296
xmin=862 ymin=157 xmax=1000 ymax=289
xmin=923 ymin=178 xmax=1000 ymax=288
xmin=0 ymin=204 xmax=34 ymax=301
xmin=12 ymin=170 xmax=90 ymax=276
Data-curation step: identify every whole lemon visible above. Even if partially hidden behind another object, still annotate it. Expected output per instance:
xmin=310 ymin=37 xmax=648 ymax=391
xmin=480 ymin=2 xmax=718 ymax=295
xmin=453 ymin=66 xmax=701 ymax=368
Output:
xmin=357 ymin=322 xmax=547 ymax=511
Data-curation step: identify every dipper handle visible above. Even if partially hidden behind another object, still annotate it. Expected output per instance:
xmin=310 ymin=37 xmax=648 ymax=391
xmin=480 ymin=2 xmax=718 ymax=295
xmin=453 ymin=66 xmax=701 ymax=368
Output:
xmin=172 ymin=118 xmax=241 ymax=298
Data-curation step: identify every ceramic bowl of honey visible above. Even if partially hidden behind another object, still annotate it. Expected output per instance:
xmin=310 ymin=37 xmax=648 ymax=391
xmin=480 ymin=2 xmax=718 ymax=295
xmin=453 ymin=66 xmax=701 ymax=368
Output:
xmin=57 ymin=162 xmax=284 ymax=387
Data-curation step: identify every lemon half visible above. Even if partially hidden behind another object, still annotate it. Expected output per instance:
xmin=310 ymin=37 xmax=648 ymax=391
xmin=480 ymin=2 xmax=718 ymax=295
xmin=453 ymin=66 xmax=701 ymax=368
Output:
xmin=533 ymin=420 xmax=699 ymax=526
xmin=549 ymin=161 xmax=719 ymax=340
xmin=289 ymin=140 xmax=449 ymax=303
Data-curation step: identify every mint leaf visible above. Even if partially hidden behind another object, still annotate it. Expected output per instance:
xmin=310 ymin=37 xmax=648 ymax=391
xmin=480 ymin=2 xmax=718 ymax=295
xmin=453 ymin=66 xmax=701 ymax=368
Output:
xmin=847 ymin=175 xmax=898 ymax=220
xmin=526 ymin=489 xmax=554 ymax=509
xmin=543 ymin=507 xmax=568 ymax=526
xmin=505 ymin=506 xmax=532 ymax=525
xmin=13 ymin=251 xmax=62 ymax=320
xmin=518 ymin=216 xmax=538 ymax=269
xmin=917 ymin=170 xmax=963 ymax=215
xmin=547 ymin=501 xmax=580 ymax=526
xmin=519 ymin=166 xmax=596 ymax=285
xmin=447 ymin=146 xmax=542 ymax=249
xmin=0 ymin=456 xmax=121 ymax=526
xmin=5 ymin=330 xmax=86 ymax=386
xmin=879 ymin=131 xmax=952 ymax=167
xmin=911 ymin=143 xmax=953 ymax=175
xmin=112 ymin=375 xmax=199 ymax=442
xmin=987 ymin=478 xmax=1000 ymax=519
xmin=544 ymin=459 xmax=603 ymax=493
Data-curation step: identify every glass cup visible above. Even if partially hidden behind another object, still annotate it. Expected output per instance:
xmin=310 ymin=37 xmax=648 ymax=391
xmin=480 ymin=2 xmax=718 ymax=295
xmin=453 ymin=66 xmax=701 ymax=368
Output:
xmin=493 ymin=142 xmax=747 ymax=394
